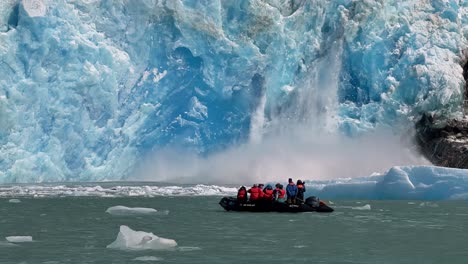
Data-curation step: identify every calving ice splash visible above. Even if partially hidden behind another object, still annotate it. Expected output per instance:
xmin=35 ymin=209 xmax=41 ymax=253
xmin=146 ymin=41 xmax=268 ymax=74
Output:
xmin=0 ymin=0 xmax=467 ymax=185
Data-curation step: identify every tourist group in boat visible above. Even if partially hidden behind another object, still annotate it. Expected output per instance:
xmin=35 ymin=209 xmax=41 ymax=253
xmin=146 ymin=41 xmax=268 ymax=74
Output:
xmin=236 ymin=178 xmax=306 ymax=205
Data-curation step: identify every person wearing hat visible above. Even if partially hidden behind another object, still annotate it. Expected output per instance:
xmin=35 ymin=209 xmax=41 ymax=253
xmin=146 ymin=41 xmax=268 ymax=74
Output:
xmin=286 ymin=178 xmax=298 ymax=204
xmin=237 ymin=186 xmax=248 ymax=203
xmin=263 ymin=184 xmax=274 ymax=200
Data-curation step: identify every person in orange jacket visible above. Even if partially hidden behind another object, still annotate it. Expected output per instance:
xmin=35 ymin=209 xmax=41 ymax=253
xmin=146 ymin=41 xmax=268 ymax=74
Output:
xmin=247 ymin=184 xmax=261 ymax=201
xmin=237 ymin=186 xmax=247 ymax=203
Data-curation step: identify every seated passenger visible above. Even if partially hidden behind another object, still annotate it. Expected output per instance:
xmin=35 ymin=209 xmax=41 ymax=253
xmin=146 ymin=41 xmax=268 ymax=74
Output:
xmin=237 ymin=186 xmax=247 ymax=203
xmin=247 ymin=184 xmax=261 ymax=201
xmin=258 ymin=184 xmax=265 ymax=199
xmin=274 ymin=183 xmax=286 ymax=203
xmin=263 ymin=184 xmax=274 ymax=200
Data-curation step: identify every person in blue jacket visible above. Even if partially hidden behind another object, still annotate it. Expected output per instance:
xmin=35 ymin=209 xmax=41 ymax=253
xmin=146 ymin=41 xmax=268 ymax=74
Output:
xmin=286 ymin=178 xmax=298 ymax=204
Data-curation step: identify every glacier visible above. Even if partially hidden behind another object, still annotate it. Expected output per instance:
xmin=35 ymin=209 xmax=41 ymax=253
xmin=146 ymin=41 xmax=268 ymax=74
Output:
xmin=0 ymin=0 xmax=467 ymax=183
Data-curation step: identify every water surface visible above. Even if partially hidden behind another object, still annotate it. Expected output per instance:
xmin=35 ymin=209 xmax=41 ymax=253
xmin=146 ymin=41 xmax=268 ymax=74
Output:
xmin=1 ymin=197 xmax=467 ymax=263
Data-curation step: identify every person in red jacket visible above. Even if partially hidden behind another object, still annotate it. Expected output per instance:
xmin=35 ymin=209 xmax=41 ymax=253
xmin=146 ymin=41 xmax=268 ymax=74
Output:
xmin=247 ymin=184 xmax=261 ymax=201
xmin=263 ymin=184 xmax=274 ymax=200
xmin=237 ymin=186 xmax=247 ymax=203
xmin=258 ymin=184 xmax=265 ymax=199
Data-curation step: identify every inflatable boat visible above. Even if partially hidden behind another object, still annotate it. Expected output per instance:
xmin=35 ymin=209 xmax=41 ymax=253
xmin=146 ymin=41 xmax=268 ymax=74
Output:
xmin=219 ymin=196 xmax=334 ymax=213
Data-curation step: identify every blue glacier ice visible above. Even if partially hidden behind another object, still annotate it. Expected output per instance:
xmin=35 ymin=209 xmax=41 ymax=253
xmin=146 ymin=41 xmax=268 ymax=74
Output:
xmin=0 ymin=0 xmax=467 ymax=183
xmin=306 ymin=165 xmax=468 ymax=200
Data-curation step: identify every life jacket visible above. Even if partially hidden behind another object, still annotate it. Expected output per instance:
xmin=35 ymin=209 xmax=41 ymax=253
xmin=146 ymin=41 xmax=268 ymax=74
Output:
xmin=248 ymin=186 xmax=261 ymax=200
xmin=263 ymin=189 xmax=274 ymax=199
xmin=276 ymin=188 xmax=286 ymax=199
xmin=237 ymin=189 xmax=246 ymax=199
xmin=297 ymin=184 xmax=304 ymax=194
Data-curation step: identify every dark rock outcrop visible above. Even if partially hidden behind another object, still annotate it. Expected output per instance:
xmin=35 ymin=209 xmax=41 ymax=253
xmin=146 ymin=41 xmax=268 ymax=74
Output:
xmin=416 ymin=114 xmax=468 ymax=168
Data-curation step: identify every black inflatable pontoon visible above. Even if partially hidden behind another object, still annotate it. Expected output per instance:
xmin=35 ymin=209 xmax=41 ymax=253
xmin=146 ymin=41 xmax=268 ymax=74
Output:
xmin=219 ymin=196 xmax=333 ymax=213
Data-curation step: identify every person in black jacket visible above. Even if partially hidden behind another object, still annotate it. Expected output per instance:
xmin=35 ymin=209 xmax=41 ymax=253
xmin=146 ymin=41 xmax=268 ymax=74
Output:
xmin=296 ymin=180 xmax=306 ymax=203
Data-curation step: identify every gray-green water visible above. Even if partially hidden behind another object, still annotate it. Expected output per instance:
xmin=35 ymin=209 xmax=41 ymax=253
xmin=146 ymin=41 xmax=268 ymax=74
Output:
xmin=1 ymin=197 xmax=467 ymax=263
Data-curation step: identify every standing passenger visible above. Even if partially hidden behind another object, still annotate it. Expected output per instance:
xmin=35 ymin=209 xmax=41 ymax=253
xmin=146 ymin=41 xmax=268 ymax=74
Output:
xmin=286 ymin=178 xmax=298 ymax=204
xmin=296 ymin=180 xmax=306 ymax=203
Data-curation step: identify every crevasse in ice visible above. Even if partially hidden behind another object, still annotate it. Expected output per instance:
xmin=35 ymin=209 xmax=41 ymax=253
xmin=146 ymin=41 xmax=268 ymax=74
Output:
xmin=0 ymin=0 xmax=467 ymax=182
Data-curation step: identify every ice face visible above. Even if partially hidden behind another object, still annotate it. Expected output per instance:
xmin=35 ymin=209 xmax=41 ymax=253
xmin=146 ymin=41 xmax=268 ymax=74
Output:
xmin=0 ymin=1 xmax=467 ymax=182
xmin=107 ymin=225 xmax=177 ymax=251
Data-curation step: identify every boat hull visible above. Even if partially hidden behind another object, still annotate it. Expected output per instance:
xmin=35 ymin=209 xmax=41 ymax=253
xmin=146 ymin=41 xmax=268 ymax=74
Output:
xmin=219 ymin=197 xmax=334 ymax=213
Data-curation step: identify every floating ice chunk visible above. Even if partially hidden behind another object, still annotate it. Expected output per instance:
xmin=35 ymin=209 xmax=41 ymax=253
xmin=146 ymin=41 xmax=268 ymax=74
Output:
xmin=22 ymin=0 xmax=47 ymax=17
xmin=419 ymin=202 xmax=439 ymax=208
xmin=107 ymin=225 xmax=177 ymax=251
xmin=352 ymin=204 xmax=371 ymax=210
xmin=6 ymin=236 xmax=33 ymax=243
xmin=8 ymin=199 xmax=21 ymax=203
xmin=105 ymin=206 xmax=164 ymax=216
xmin=335 ymin=204 xmax=371 ymax=210
xmin=133 ymin=256 xmax=163 ymax=261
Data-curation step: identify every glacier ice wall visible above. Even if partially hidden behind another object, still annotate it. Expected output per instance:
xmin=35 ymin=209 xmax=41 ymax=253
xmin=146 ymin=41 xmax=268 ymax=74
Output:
xmin=0 ymin=0 xmax=467 ymax=182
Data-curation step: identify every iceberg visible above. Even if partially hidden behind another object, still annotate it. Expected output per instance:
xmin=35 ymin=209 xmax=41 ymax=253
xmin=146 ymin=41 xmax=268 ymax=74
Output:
xmin=107 ymin=225 xmax=177 ymax=251
xmin=0 ymin=1 xmax=466 ymax=183
xmin=307 ymin=165 xmax=468 ymax=200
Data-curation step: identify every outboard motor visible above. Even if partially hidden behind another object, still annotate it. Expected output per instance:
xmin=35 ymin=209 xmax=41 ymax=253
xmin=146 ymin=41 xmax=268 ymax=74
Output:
xmin=305 ymin=196 xmax=320 ymax=208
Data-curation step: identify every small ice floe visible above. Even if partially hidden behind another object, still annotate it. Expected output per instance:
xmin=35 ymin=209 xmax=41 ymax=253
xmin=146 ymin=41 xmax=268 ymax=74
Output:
xmin=352 ymin=204 xmax=371 ymax=210
xmin=105 ymin=206 xmax=168 ymax=216
xmin=133 ymin=256 xmax=163 ymax=261
xmin=5 ymin=236 xmax=33 ymax=243
xmin=419 ymin=202 xmax=439 ymax=208
xmin=107 ymin=225 xmax=177 ymax=251
xmin=335 ymin=204 xmax=371 ymax=210
xmin=8 ymin=199 xmax=21 ymax=203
